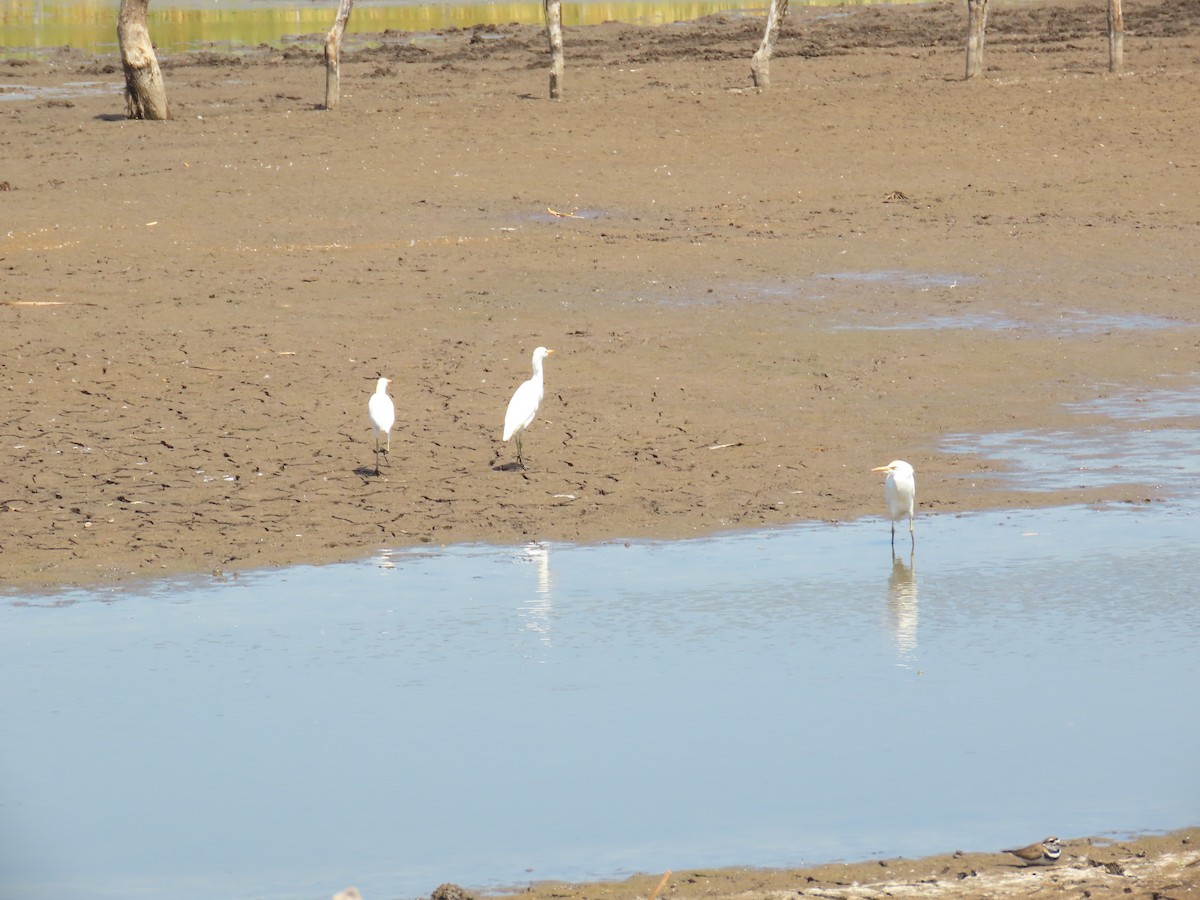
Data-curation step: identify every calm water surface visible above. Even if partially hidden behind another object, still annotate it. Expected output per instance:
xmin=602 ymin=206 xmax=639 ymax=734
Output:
xmin=944 ymin=382 xmax=1200 ymax=493
xmin=2 ymin=500 xmax=1198 ymax=900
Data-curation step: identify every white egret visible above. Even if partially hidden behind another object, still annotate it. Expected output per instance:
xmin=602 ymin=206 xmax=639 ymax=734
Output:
xmin=503 ymin=346 xmax=554 ymax=469
xmin=872 ymin=459 xmax=915 ymax=549
xmin=368 ymin=376 xmax=395 ymax=476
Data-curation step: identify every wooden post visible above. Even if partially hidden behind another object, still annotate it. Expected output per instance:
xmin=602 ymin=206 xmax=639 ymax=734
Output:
xmin=750 ymin=0 xmax=789 ymax=92
xmin=324 ymin=0 xmax=355 ymax=109
xmin=1107 ymin=0 xmax=1124 ymax=73
xmin=544 ymin=0 xmax=565 ymax=99
xmin=117 ymin=0 xmax=170 ymax=119
xmin=964 ymin=0 xmax=989 ymax=79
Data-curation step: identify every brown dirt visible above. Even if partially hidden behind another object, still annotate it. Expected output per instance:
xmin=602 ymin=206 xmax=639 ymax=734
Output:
xmin=1 ymin=0 xmax=1199 ymax=592
xmin=480 ymin=828 xmax=1200 ymax=900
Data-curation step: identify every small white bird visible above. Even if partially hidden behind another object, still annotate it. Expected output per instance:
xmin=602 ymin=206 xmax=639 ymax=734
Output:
xmin=1003 ymin=836 xmax=1061 ymax=866
xmin=368 ymin=376 xmax=395 ymax=476
xmin=872 ymin=459 xmax=916 ymax=549
xmin=503 ymin=346 xmax=554 ymax=469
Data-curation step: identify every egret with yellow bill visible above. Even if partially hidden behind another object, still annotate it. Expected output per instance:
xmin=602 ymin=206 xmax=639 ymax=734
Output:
xmin=503 ymin=347 xmax=554 ymax=469
xmin=872 ymin=459 xmax=915 ymax=549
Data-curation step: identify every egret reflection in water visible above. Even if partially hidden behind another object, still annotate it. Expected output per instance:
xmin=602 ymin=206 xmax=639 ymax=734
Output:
xmin=519 ymin=542 xmax=553 ymax=653
xmin=887 ymin=552 xmax=918 ymax=663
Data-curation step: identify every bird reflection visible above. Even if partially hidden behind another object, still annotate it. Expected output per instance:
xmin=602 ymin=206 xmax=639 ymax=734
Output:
xmin=887 ymin=551 xmax=918 ymax=664
xmin=519 ymin=542 xmax=554 ymax=652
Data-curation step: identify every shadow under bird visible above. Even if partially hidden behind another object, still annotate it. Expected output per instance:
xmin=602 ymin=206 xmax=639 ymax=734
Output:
xmin=368 ymin=376 xmax=395 ymax=476
xmin=1003 ymin=836 xmax=1061 ymax=866
xmin=872 ymin=459 xmax=916 ymax=550
xmin=503 ymin=346 xmax=554 ymax=469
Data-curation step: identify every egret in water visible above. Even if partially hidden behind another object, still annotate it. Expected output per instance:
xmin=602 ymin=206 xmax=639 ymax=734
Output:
xmin=872 ymin=459 xmax=915 ymax=549
xmin=503 ymin=346 xmax=554 ymax=469
xmin=368 ymin=376 xmax=395 ymax=476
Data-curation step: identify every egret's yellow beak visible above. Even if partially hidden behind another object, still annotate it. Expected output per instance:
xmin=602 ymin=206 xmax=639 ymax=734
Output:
xmin=871 ymin=464 xmax=892 ymax=473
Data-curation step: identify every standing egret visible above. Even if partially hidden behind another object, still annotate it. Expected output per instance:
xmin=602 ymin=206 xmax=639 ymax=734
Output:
xmin=872 ymin=459 xmax=916 ymax=549
xmin=368 ymin=376 xmax=395 ymax=476
xmin=503 ymin=346 xmax=554 ymax=469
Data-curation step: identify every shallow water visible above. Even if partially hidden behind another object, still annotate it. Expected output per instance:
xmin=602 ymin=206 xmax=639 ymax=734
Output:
xmin=1069 ymin=381 xmax=1200 ymax=420
xmin=652 ymin=271 xmax=1198 ymax=332
xmin=832 ymin=310 xmax=1184 ymax=333
xmin=2 ymin=499 xmax=1198 ymax=900
xmin=944 ymin=381 xmax=1200 ymax=493
xmin=0 ymin=80 xmax=122 ymax=103
xmin=943 ymin=427 xmax=1200 ymax=493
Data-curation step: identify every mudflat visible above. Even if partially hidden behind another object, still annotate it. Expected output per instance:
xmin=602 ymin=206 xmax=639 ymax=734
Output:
xmin=3 ymin=0 xmax=1198 ymax=587
xmin=483 ymin=828 xmax=1200 ymax=900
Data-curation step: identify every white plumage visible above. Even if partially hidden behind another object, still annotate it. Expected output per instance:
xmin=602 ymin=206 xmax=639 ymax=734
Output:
xmin=872 ymin=459 xmax=915 ymax=549
xmin=368 ymin=376 xmax=395 ymax=476
xmin=503 ymin=347 xmax=554 ymax=468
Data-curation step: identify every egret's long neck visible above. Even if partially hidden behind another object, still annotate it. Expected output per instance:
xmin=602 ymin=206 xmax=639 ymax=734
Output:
xmin=531 ymin=357 xmax=545 ymax=385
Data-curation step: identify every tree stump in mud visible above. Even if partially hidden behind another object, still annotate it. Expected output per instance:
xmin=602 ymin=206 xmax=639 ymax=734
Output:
xmin=1107 ymin=0 xmax=1124 ymax=72
xmin=750 ymin=0 xmax=789 ymax=92
xmin=964 ymin=0 xmax=989 ymax=79
xmin=324 ymin=0 xmax=355 ymax=109
xmin=117 ymin=0 xmax=170 ymax=119
xmin=966 ymin=0 xmax=1122 ymax=80
xmin=544 ymin=0 xmax=565 ymax=99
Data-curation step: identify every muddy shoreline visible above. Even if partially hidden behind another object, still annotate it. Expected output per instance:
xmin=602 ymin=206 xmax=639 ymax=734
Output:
xmin=474 ymin=827 xmax=1200 ymax=900
xmin=4 ymin=0 xmax=1200 ymax=588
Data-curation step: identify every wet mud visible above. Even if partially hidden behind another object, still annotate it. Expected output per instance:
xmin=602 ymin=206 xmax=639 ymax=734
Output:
xmin=1 ymin=0 xmax=1198 ymax=589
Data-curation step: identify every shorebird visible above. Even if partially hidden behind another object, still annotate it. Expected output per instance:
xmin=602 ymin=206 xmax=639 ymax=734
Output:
xmin=503 ymin=346 xmax=554 ymax=469
xmin=872 ymin=459 xmax=916 ymax=549
xmin=1003 ymin=836 xmax=1061 ymax=866
xmin=368 ymin=376 xmax=395 ymax=476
